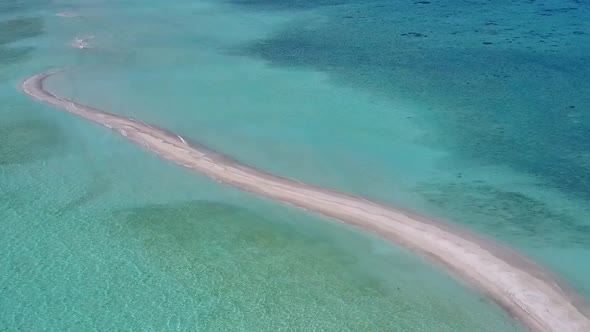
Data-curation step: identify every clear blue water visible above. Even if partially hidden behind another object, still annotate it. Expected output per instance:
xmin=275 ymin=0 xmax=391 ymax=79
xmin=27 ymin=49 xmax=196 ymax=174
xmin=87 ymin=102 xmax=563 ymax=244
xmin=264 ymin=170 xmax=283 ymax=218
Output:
xmin=1 ymin=0 xmax=589 ymax=330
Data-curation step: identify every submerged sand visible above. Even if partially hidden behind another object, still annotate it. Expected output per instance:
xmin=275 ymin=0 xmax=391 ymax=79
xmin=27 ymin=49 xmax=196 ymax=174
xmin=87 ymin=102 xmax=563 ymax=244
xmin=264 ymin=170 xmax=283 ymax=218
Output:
xmin=22 ymin=69 xmax=590 ymax=332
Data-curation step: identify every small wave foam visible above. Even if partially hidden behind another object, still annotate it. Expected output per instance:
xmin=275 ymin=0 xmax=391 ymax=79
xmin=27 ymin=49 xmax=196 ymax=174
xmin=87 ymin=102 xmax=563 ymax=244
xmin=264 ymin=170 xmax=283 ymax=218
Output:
xmin=56 ymin=11 xmax=78 ymax=18
xmin=70 ymin=36 xmax=94 ymax=49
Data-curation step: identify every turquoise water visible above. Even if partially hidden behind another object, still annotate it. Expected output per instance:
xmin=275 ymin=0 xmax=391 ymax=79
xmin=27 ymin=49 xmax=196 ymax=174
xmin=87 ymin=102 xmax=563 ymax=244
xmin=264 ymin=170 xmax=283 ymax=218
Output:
xmin=1 ymin=0 xmax=588 ymax=330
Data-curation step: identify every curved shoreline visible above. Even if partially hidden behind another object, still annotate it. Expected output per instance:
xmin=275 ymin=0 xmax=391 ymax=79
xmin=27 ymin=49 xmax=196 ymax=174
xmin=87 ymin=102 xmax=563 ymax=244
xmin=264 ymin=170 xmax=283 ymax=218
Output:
xmin=22 ymin=69 xmax=590 ymax=331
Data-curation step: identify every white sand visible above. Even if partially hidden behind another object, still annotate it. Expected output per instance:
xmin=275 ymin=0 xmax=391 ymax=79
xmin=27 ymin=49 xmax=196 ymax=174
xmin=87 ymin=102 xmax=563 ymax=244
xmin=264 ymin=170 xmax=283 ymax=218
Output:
xmin=22 ymin=69 xmax=590 ymax=332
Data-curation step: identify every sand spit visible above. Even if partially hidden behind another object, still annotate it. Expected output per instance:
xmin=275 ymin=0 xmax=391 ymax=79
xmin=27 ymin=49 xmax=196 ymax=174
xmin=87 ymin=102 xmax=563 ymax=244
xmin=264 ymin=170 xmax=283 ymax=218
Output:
xmin=22 ymin=69 xmax=590 ymax=332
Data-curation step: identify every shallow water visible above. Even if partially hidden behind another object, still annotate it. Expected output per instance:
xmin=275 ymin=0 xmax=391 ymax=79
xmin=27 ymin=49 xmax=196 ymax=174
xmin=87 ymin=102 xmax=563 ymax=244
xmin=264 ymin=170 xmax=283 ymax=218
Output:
xmin=1 ymin=0 xmax=588 ymax=330
xmin=0 ymin=95 xmax=519 ymax=330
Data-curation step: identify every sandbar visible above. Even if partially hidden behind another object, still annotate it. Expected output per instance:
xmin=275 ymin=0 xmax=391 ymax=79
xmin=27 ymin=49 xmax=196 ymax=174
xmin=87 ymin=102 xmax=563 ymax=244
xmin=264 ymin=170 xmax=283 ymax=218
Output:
xmin=22 ymin=69 xmax=590 ymax=332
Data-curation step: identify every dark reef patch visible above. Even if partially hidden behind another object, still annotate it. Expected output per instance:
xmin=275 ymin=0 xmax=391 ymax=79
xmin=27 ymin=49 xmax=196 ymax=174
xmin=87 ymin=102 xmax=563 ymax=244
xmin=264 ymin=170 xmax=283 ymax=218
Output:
xmin=0 ymin=113 xmax=66 ymax=166
xmin=0 ymin=0 xmax=49 ymax=14
xmin=111 ymin=200 xmax=411 ymax=330
xmin=0 ymin=46 xmax=33 ymax=65
xmin=416 ymin=181 xmax=590 ymax=248
xmin=117 ymin=201 xmax=366 ymax=273
xmin=0 ymin=16 xmax=44 ymax=71
xmin=0 ymin=17 xmax=44 ymax=45
xmin=401 ymin=32 xmax=427 ymax=38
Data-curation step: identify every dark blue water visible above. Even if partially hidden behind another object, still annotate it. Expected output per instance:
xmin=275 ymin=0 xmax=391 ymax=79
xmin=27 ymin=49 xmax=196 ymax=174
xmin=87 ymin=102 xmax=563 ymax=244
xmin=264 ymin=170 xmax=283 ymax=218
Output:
xmin=232 ymin=0 xmax=590 ymax=198
xmin=225 ymin=0 xmax=590 ymax=293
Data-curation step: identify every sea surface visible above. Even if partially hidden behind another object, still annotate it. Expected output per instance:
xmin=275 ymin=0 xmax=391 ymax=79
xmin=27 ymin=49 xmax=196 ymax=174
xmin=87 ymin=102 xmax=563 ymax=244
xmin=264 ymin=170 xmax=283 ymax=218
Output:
xmin=1 ymin=0 xmax=589 ymax=330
